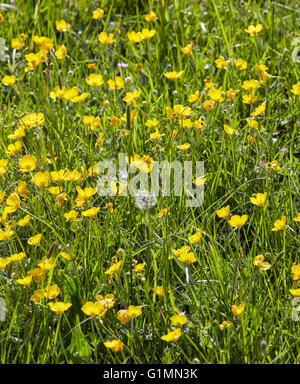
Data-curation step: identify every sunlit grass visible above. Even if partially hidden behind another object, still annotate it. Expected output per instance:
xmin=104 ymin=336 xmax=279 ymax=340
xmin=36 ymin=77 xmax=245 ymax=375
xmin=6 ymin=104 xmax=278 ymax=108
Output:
xmin=0 ymin=0 xmax=299 ymax=364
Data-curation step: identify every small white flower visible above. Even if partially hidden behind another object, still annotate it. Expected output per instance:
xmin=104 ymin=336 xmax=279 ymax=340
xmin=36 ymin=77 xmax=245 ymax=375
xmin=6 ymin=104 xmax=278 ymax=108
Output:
xmin=134 ymin=190 xmax=157 ymax=210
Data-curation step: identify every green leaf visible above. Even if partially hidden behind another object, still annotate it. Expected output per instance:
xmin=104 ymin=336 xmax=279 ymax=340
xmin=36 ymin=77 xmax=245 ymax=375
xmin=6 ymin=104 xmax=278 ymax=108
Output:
xmin=69 ymin=329 xmax=92 ymax=358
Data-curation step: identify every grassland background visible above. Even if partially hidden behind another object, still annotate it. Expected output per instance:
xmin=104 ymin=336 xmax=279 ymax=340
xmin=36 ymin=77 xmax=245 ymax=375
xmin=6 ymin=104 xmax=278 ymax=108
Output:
xmin=0 ymin=0 xmax=299 ymax=364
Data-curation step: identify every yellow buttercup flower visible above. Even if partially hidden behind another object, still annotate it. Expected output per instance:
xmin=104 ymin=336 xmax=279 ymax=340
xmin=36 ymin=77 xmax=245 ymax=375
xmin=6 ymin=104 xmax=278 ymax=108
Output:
xmin=194 ymin=120 xmax=205 ymax=130
xmin=27 ymin=268 xmax=45 ymax=283
xmin=44 ymin=285 xmax=60 ymax=299
xmin=291 ymin=264 xmax=300 ymax=281
xmin=161 ymin=328 xmax=182 ymax=342
xmin=55 ymin=19 xmax=70 ymax=32
xmin=126 ymin=305 xmax=142 ymax=318
xmin=0 ymin=159 xmax=8 ymax=176
xmin=48 ymin=302 xmax=72 ymax=315
xmin=145 ymin=11 xmax=156 ymax=22
xmin=188 ymin=90 xmax=200 ymax=103
xmin=8 ymin=127 xmax=26 ymax=140
xmin=254 ymin=64 xmax=268 ymax=73
xmin=272 ymin=216 xmax=286 ymax=231
xmin=226 ymin=88 xmax=240 ymax=99
xmin=189 ymin=231 xmax=202 ymax=244
xmin=246 ymin=118 xmax=259 ymax=130
xmin=24 ymin=51 xmax=47 ymax=72
xmin=215 ymin=56 xmax=231 ymax=69
xmin=5 ymin=193 xmax=21 ymax=213
xmin=11 ymin=35 xmax=27 ymax=49
xmin=0 ymin=226 xmax=14 ymax=241
xmin=63 ymin=86 xmax=80 ymax=100
xmin=98 ymin=32 xmax=114 ymax=45
xmin=177 ymin=143 xmax=191 ymax=151
xmin=141 ymin=28 xmax=156 ymax=40
xmin=203 ymin=100 xmax=215 ymax=110
xmin=178 ymin=252 xmax=197 ymax=265
xmin=157 ymin=207 xmax=170 ymax=218
xmin=181 ymin=43 xmax=193 ymax=55
xmin=216 ymin=205 xmax=230 ymax=219
xmin=117 ymin=309 xmax=131 ymax=324
xmin=48 ymin=186 xmax=62 ymax=196
xmin=38 ymin=257 xmax=56 ymax=272
xmin=32 ymin=36 xmax=54 ymax=51
xmin=14 ymin=181 xmax=28 ymax=198
xmin=242 ymin=79 xmax=260 ymax=92
xmin=164 ymin=70 xmax=184 ymax=80
xmin=18 ymin=215 xmax=31 ymax=226
xmin=289 ymin=289 xmax=300 ymax=297
xmin=16 ymin=275 xmax=32 ymax=288
xmin=260 ymin=71 xmax=271 ymax=83
xmin=104 ymin=340 xmax=123 ymax=352
xmin=20 ymin=113 xmax=45 ymax=129
xmin=133 ymin=262 xmax=146 ymax=272
xmin=2 ymin=75 xmax=16 ymax=86
xmin=242 ymin=94 xmax=258 ymax=104
xmin=231 ymin=303 xmax=245 ymax=317
xmin=180 ymin=119 xmax=194 ymax=129
xmin=250 ymin=192 xmax=267 ymax=207
xmin=253 ymin=255 xmax=271 ymax=271
xmin=85 ymin=73 xmax=104 ymax=87
xmin=105 ymin=260 xmax=122 ymax=275
xmin=219 ymin=320 xmax=233 ymax=331
xmin=6 ymin=141 xmax=22 ymax=156
xmin=291 ymin=82 xmax=300 ymax=96
xmin=71 ymin=92 xmax=89 ymax=103
xmin=92 ymin=8 xmax=104 ymax=20
xmin=208 ymin=87 xmax=224 ymax=103
xmin=180 ymin=119 xmax=193 ymax=129
xmin=170 ymin=314 xmax=188 ymax=327
xmin=228 ymin=215 xmax=248 ymax=229
xmin=234 ymin=58 xmax=247 ymax=70
xmin=224 ymin=125 xmax=238 ymax=135
xmin=55 ymin=45 xmax=67 ymax=59
xmin=293 ymin=213 xmax=300 ymax=222
xmin=27 ymin=233 xmax=42 ymax=246
xmin=82 ymin=207 xmax=100 ymax=218
xmin=145 ymin=119 xmax=159 ymax=129
xmin=148 ymin=129 xmax=165 ymax=142
xmin=266 ymin=160 xmax=281 ymax=172
xmin=127 ymin=31 xmax=143 ymax=43
xmin=81 ymin=302 xmax=106 ymax=317
xmin=30 ymin=289 xmax=44 ymax=303
xmin=111 ymin=116 xmax=121 ymax=126
xmin=63 ymin=210 xmax=80 ymax=222
xmin=95 ymin=133 xmax=104 ymax=148
xmin=33 ymin=171 xmax=50 ymax=188
xmin=75 ymin=187 xmax=96 ymax=202
xmin=107 ymin=76 xmax=124 ymax=90
xmin=105 ymin=202 xmax=113 ymax=213
xmin=18 ymin=155 xmax=37 ymax=172
xmin=166 ymin=105 xmax=191 ymax=120
xmin=123 ymin=89 xmax=141 ymax=104
xmin=0 ymin=190 xmax=5 ymax=204
xmin=7 ymin=252 xmax=26 ymax=264
xmin=87 ymin=62 xmax=97 ymax=69
xmin=96 ymin=294 xmax=115 ymax=310
xmin=152 ymin=286 xmax=164 ymax=296
xmin=60 ymin=252 xmax=73 ymax=261
xmin=245 ymin=24 xmax=263 ymax=36
xmin=0 ymin=258 xmax=11 ymax=270
xmin=83 ymin=116 xmax=101 ymax=130
xmin=251 ymin=101 xmax=266 ymax=116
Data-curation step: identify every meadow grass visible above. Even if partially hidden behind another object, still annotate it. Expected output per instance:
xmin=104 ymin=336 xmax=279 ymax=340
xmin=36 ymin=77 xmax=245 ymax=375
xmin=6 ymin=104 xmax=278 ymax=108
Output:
xmin=0 ymin=0 xmax=299 ymax=364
